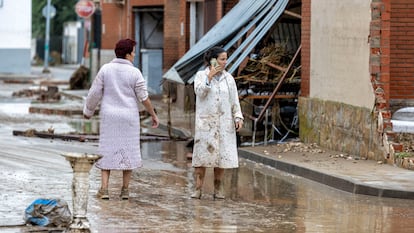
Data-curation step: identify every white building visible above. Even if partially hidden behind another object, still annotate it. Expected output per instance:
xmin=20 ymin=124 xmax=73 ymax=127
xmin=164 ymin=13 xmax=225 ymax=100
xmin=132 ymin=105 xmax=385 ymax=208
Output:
xmin=0 ymin=0 xmax=31 ymax=74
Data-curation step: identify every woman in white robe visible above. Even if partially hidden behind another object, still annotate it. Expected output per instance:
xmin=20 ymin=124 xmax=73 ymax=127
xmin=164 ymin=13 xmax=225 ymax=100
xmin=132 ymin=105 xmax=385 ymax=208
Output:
xmin=191 ymin=46 xmax=244 ymax=199
xmin=83 ymin=38 xmax=159 ymax=200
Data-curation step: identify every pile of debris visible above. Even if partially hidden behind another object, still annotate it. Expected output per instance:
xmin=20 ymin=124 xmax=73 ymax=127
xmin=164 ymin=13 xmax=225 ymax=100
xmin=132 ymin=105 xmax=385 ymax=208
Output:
xmin=394 ymin=133 xmax=414 ymax=155
xmin=234 ymin=43 xmax=301 ymax=97
xmin=269 ymin=142 xmax=326 ymax=154
xmin=235 ymin=43 xmax=300 ymax=83
xmin=12 ymin=85 xmax=61 ymax=103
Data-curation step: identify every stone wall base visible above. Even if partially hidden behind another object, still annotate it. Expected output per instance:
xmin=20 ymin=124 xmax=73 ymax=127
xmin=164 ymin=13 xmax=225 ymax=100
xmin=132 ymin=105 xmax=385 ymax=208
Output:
xmin=298 ymin=97 xmax=384 ymax=161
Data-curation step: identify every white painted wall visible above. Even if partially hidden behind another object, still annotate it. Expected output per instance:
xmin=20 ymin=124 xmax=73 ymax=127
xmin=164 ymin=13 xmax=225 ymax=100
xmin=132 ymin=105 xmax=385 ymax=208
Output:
xmin=0 ymin=0 xmax=31 ymax=74
xmin=0 ymin=0 xmax=31 ymax=48
xmin=310 ymin=0 xmax=375 ymax=108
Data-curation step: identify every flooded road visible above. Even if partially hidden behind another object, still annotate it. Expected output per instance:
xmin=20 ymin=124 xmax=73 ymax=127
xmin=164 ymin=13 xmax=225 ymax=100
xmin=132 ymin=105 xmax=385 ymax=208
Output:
xmin=0 ymin=85 xmax=414 ymax=232
xmin=2 ymin=136 xmax=414 ymax=232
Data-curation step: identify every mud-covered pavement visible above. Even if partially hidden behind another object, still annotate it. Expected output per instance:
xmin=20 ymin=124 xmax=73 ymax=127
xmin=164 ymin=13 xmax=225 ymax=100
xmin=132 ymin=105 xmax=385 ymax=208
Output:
xmin=2 ymin=133 xmax=414 ymax=233
xmin=1 ymin=68 xmax=414 ymax=233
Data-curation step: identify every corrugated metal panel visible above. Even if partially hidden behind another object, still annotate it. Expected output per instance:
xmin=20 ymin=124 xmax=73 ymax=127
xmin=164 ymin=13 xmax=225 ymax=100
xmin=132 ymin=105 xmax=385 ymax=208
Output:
xmin=163 ymin=0 xmax=290 ymax=84
xmin=227 ymin=0 xmax=289 ymax=74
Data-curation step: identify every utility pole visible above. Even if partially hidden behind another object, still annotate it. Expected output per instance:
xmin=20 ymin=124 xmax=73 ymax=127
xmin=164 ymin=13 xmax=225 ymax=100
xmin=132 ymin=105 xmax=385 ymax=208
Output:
xmin=43 ymin=0 xmax=52 ymax=73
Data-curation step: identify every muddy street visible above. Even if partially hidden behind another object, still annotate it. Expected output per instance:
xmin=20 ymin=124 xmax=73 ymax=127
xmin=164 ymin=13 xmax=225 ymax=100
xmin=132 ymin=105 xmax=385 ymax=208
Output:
xmin=1 ymin=136 xmax=414 ymax=232
xmin=1 ymin=79 xmax=414 ymax=233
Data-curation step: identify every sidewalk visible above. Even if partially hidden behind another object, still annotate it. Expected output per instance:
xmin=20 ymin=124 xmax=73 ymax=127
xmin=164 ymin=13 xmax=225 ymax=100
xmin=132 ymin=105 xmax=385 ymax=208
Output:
xmin=62 ymin=88 xmax=414 ymax=200
xmin=150 ymin=95 xmax=414 ymax=201
xmin=239 ymin=144 xmax=414 ymax=199
xmin=3 ymin=66 xmax=414 ymax=200
xmin=150 ymin=96 xmax=414 ymax=199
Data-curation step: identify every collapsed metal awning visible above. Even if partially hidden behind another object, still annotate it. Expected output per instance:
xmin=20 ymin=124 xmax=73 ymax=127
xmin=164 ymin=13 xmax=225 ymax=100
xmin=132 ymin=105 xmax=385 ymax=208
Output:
xmin=162 ymin=0 xmax=290 ymax=85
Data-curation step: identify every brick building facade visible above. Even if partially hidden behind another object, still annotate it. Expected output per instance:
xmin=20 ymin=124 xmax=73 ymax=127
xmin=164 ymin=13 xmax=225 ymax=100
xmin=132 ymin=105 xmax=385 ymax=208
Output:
xmin=300 ymin=0 xmax=414 ymax=167
xmin=389 ymin=0 xmax=414 ymax=108
xmin=95 ymin=0 xmax=414 ymax=166
xmin=97 ymin=0 xmax=237 ymax=75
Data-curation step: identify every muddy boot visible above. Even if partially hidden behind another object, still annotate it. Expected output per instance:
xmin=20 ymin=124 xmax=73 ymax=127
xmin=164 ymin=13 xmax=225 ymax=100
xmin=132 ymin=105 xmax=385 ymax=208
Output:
xmin=96 ymin=188 xmax=109 ymax=200
xmin=191 ymin=169 xmax=204 ymax=199
xmin=213 ymin=179 xmax=225 ymax=199
xmin=191 ymin=188 xmax=202 ymax=199
xmin=120 ymin=187 xmax=129 ymax=200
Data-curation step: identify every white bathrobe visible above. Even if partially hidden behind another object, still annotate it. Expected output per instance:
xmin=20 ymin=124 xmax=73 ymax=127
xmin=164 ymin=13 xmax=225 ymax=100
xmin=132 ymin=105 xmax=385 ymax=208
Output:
xmin=192 ymin=68 xmax=244 ymax=168
xmin=83 ymin=58 xmax=148 ymax=170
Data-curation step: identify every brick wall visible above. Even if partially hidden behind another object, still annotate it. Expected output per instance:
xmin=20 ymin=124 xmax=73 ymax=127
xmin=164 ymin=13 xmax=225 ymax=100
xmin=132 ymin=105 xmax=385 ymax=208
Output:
xmin=101 ymin=4 xmax=125 ymax=49
xmin=370 ymin=1 xmax=391 ymax=110
xmin=223 ymin=0 xmax=238 ymax=13
xmin=164 ymin=0 xmax=184 ymax=71
xmin=100 ymin=0 xmax=236 ymax=72
xmin=390 ymin=0 xmax=414 ymax=100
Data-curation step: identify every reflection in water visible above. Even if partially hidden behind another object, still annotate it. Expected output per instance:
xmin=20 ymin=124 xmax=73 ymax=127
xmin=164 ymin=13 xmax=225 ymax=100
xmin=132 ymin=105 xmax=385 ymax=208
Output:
xmin=69 ymin=118 xmax=100 ymax=134
xmin=0 ymin=102 xmax=31 ymax=114
xmin=85 ymin=141 xmax=414 ymax=233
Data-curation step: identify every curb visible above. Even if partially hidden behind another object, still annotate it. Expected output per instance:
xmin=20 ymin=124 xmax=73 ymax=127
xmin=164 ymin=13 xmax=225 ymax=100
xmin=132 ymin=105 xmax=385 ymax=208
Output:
xmin=0 ymin=74 xmax=40 ymax=83
xmin=238 ymin=149 xmax=414 ymax=200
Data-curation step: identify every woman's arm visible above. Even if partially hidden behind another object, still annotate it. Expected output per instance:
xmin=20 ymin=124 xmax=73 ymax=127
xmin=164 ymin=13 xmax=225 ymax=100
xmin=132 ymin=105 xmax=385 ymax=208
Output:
xmin=141 ymin=98 xmax=159 ymax=128
xmin=194 ymin=70 xmax=212 ymax=98
xmin=83 ymin=72 xmax=104 ymax=119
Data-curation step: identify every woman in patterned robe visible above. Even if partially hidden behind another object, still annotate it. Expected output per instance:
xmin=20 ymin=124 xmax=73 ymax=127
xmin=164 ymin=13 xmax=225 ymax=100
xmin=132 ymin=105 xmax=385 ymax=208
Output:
xmin=191 ymin=46 xmax=244 ymax=199
xmin=83 ymin=38 xmax=159 ymax=200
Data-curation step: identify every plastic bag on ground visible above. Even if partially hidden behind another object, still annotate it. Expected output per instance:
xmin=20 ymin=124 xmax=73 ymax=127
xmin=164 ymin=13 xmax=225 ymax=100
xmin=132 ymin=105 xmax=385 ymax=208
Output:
xmin=24 ymin=198 xmax=72 ymax=227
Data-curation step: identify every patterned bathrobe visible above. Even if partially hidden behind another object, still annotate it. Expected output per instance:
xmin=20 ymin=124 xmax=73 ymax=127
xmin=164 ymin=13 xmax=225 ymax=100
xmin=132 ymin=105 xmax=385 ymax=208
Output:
xmin=192 ymin=68 xmax=244 ymax=168
xmin=83 ymin=58 xmax=148 ymax=170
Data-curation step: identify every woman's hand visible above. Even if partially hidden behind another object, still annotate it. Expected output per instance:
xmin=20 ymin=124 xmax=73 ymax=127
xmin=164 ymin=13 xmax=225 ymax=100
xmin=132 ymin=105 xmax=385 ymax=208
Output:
xmin=208 ymin=65 xmax=223 ymax=81
xmin=235 ymin=120 xmax=243 ymax=132
xmin=151 ymin=115 xmax=160 ymax=128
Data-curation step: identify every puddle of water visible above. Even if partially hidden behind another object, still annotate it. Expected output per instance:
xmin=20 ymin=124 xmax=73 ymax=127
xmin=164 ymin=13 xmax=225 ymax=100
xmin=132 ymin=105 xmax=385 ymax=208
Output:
xmin=3 ymin=137 xmax=414 ymax=233
xmin=0 ymin=102 xmax=31 ymax=115
xmin=128 ymin=141 xmax=414 ymax=233
xmin=69 ymin=118 xmax=100 ymax=134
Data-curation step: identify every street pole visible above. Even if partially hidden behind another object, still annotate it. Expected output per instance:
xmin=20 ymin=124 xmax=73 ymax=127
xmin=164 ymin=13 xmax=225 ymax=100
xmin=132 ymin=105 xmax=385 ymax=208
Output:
xmin=43 ymin=0 xmax=51 ymax=73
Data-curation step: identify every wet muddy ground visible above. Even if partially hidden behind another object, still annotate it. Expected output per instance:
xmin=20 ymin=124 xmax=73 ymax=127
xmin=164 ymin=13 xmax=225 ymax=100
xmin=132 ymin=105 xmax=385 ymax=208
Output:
xmin=1 ymin=80 xmax=414 ymax=233
xmin=1 ymin=134 xmax=414 ymax=233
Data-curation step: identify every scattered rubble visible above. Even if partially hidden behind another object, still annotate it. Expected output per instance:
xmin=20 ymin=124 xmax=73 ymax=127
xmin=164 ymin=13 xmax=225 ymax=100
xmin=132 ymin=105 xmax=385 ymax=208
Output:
xmin=268 ymin=142 xmax=325 ymax=154
xmin=69 ymin=65 xmax=89 ymax=90
xmin=12 ymin=129 xmax=99 ymax=142
xmin=394 ymin=133 xmax=414 ymax=154
xmin=12 ymin=129 xmax=171 ymax=142
xmin=12 ymin=85 xmax=61 ymax=103
xmin=263 ymin=141 xmax=368 ymax=162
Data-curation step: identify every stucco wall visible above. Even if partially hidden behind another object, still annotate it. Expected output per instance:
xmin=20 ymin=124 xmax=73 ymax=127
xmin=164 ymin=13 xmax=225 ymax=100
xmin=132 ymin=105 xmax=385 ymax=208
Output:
xmin=310 ymin=0 xmax=375 ymax=109
xmin=0 ymin=0 xmax=31 ymax=74
xmin=298 ymin=0 xmax=386 ymax=160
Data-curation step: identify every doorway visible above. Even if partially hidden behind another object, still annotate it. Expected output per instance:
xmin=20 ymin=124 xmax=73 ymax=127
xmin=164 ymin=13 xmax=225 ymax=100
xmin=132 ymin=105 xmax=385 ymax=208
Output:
xmin=134 ymin=8 xmax=164 ymax=95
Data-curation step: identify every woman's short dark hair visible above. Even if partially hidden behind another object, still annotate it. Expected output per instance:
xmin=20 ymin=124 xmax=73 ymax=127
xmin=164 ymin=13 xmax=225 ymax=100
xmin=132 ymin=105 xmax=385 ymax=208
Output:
xmin=204 ymin=46 xmax=226 ymax=65
xmin=115 ymin=39 xmax=137 ymax=59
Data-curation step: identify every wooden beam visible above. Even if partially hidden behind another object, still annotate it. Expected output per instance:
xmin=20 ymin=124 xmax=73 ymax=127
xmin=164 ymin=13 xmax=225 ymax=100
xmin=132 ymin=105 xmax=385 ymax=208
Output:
xmin=284 ymin=10 xmax=302 ymax=19
xmin=266 ymin=61 xmax=287 ymax=72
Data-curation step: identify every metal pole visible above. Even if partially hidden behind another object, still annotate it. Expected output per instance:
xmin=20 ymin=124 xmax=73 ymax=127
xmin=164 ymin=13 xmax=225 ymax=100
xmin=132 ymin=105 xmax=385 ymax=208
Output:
xmin=43 ymin=0 xmax=51 ymax=73
xmin=88 ymin=19 xmax=93 ymax=83
xmin=264 ymin=109 xmax=268 ymax=146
